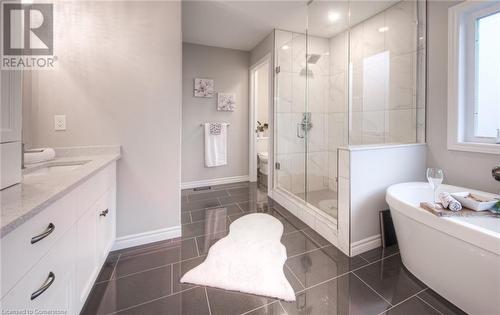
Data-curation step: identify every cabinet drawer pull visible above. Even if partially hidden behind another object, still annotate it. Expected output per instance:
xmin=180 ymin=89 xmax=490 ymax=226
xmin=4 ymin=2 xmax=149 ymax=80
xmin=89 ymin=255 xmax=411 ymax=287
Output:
xmin=100 ymin=209 xmax=109 ymax=217
xmin=30 ymin=272 xmax=55 ymax=300
xmin=31 ymin=223 xmax=55 ymax=244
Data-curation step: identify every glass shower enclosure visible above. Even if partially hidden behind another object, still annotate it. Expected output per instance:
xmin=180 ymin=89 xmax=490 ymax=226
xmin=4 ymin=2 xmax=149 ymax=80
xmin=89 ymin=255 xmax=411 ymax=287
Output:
xmin=273 ymin=0 xmax=426 ymax=225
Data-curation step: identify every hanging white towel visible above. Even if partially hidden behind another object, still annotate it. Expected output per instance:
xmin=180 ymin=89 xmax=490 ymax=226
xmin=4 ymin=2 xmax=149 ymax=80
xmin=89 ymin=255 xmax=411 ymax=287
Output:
xmin=205 ymin=123 xmax=228 ymax=167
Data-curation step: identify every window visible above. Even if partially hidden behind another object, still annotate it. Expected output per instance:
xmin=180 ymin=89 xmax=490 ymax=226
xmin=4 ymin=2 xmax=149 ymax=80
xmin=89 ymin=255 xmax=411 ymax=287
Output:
xmin=448 ymin=1 xmax=500 ymax=154
xmin=474 ymin=11 xmax=500 ymax=139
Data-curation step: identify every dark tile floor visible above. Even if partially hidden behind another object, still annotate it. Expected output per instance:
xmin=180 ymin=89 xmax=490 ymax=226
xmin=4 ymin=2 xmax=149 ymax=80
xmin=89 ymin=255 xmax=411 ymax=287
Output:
xmin=81 ymin=182 xmax=466 ymax=315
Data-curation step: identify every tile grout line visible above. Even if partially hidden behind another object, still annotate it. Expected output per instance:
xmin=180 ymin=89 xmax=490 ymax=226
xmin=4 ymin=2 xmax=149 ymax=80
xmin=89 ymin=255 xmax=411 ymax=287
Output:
xmin=187 ymin=211 xmax=240 ymax=225
xmin=284 ymin=263 xmax=305 ymax=289
xmin=278 ymin=301 xmax=289 ymax=315
xmin=107 ymin=286 xmax=200 ymax=314
xmin=112 ymin=263 xmax=174 ymax=282
xmin=416 ymin=294 xmax=446 ymax=315
xmin=112 ymin=236 xmax=184 ymax=256
xmin=358 ymin=249 xmax=399 ymax=264
xmin=297 ymin=269 xmax=353 ymax=292
xmin=170 ymin=264 xmax=174 ymax=296
xmin=189 ymin=211 xmax=193 ymax=224
xmin=114 ymin=243 xmax=176 ymax=257
xmin=97 ymin=254 xmax=206 ymax=284
xmin=286 ymin=242 xmax=334 ymax=259
xmin=235 ymin=202 xmax=246 ymax=213
xmin=182 ymin=198 xmax=231 ymax=213
xmin=239 ymin=301 xmax=280 ymax=315
xmin=376 ymin=288 xmax=429 ymax=315
xmin=349 ymin=252 xmax=400 ymax=274
xmin=194 ymin=236 xmax=201 ymax=257
xmin=109 ymin=253 xmax=121 ymax=280
xmin=112 ymin=242 xmax=187 ymax=261
xmin=281 ymin=228 xmax=303 ymax=238
xmin=357 ymin=255 xmax=370 ymax=263
xmin=205 ymin=287 xmax=213 ymax=315
xmin=352 ymin=272 xmax=393 ymax=307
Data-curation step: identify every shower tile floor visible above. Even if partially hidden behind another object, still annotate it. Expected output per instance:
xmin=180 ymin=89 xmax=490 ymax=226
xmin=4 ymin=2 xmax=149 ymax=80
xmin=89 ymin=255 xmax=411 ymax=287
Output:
xmin=296 ymin=189 xmax=338 ymax=218
xmin=81 ymin=182 xmax=466 ymax=315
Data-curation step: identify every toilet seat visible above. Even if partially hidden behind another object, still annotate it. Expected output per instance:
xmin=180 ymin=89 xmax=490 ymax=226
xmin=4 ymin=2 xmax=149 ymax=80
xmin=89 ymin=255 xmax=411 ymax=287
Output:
xmin=258 ymin=152 xmax=269 ymax=175
xmin=258 ymin=152 xmax=268 ymax=163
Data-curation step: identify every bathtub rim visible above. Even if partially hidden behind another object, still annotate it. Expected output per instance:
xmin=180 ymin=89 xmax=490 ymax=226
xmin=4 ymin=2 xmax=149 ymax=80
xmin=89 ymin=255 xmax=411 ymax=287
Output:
xmin=386 ymin=182 xmax=500 ymax=256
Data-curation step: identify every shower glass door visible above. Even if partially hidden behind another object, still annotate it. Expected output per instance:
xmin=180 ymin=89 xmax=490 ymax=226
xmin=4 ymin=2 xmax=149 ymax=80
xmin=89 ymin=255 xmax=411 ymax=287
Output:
xmin=274 ymin=10 xmax=309 ymax=203
xmin=303 ymin=1 xmax=350 ymax=220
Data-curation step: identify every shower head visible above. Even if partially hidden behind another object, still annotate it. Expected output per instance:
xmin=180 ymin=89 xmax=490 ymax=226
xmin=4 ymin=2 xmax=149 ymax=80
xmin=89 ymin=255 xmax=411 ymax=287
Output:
xmin=306 ymin=54 xmax=321 ymax=64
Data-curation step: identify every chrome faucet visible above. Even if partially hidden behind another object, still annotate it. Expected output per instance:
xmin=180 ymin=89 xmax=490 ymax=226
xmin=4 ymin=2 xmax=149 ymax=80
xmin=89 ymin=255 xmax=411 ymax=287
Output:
xmin=492 ymin=166 xmax=500 ymax=181
xmin=296 ymin=112 xmax=313 ymax=139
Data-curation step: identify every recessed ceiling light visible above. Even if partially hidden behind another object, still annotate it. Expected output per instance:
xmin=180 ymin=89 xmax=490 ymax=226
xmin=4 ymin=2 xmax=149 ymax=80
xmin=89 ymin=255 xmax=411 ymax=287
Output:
xmin=378 ymin=26 xmax=389 ymax=33
xmin=282 ymin=45 xmax=290 ymax=50
xmin=328 ymin=12 xmax=340 ymax=23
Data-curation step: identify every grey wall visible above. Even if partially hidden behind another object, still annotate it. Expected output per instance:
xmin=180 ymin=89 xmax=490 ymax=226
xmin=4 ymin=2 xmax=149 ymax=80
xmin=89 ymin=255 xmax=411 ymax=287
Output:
xmin=250 ymin=31 xmax=274 ymax=66
xmin=426 ymin=1 xmax=499 ymax=193
xmin=182 ymin=43 xmax=250 ymax=183
xmin=23 ymin=1 xmax=182 ymax=237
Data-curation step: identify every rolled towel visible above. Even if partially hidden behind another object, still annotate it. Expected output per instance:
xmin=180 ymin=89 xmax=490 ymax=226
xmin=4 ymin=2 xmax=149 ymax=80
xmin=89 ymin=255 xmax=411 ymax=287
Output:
xmin=24 ymin=148 xmax=56 ymax=164
xmin=439 ymin=192 xmax=462 ymax=211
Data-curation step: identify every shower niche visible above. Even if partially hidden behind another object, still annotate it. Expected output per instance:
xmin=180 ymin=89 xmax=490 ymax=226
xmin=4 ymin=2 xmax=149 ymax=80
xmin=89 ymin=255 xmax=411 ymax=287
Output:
xmin=270 ymin=0 xmax=426 ymax=255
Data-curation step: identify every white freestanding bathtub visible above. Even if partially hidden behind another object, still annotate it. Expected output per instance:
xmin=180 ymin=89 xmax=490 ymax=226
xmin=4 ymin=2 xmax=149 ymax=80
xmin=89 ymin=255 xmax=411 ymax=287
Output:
xmin=387 ymin=182 xmax=500 ymax=315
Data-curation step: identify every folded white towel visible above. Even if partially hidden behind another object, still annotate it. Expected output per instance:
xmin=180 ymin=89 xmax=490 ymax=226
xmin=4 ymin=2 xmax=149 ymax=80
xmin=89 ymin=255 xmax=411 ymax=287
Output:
xmin=24 ymin=148 xmax=56 ymax=164
xmin=204 ymin=123 xmax=227 ymax=167
xmin=439 ymin=192 xmax=462 ymax=211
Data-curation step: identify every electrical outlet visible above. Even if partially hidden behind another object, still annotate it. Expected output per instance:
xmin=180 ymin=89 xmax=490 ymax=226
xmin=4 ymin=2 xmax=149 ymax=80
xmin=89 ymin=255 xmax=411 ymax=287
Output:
xmin=54 ymin=115 xmax=66 ymax=131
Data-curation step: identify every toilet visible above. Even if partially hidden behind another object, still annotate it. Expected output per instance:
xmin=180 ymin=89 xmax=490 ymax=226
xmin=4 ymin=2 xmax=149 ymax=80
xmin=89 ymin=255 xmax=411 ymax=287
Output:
xmin=257 ymin=152 xmax=268 ymax=176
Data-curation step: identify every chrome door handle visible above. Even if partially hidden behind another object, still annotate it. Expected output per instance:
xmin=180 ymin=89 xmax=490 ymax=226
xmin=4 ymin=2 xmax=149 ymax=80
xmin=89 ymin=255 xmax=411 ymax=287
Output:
xmin=31 ymin=223 xmax=55 ymax=244
xmin=100 ymin=209 xmax=109 ymax=217
xmin=296 ymin=123 xmax=304 ymax=138
xmin=31 ymin=272 xmax=55 ymax=300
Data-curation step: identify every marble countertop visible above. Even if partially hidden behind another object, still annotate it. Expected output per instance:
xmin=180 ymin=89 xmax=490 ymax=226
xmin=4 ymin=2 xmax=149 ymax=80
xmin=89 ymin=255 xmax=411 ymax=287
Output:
xmin=0 ymin=146 xmax=121 ymax=238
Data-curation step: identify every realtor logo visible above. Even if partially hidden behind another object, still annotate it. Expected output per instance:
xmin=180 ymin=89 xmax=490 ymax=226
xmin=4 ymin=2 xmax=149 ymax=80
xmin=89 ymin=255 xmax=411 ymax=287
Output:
xmin=1 ymin=2 xmax=56 ymax=69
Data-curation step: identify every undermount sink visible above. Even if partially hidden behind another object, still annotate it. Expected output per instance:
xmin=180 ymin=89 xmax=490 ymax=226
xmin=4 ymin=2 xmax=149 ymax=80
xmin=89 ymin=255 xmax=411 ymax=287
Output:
xmin=24 ymin=161 xmax=90 ymax=177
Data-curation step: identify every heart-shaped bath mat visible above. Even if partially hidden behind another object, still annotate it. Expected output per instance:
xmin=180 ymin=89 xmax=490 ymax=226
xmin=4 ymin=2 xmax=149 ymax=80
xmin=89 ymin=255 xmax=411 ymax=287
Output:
xmin=180 ymin=213 xmax=296 ymax=301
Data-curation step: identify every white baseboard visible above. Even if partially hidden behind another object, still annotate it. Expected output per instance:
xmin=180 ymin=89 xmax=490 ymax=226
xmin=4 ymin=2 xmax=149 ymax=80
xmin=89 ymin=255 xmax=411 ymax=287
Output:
xmin=181 ymin=175 xmax=249 ymax=189
xmin=350 ymin=234 xmax=381 ymax=256
xmin=112 ymin=225 xmax=181 ymax=251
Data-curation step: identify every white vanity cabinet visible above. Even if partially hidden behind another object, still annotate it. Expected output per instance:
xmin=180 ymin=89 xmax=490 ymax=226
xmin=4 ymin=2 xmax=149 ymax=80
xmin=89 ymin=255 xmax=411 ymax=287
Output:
xmin=0 ymin=70 xmax=23 ymax=190
xmin=96 ymin=189 xmax=116 ymax=262
xmin=1 ymin=227 xmax=77 ymax=314
xmin=0 ymin=161 xmax=117 ymax=315
xmin=75 ymin=205 xmax=98 ymax=308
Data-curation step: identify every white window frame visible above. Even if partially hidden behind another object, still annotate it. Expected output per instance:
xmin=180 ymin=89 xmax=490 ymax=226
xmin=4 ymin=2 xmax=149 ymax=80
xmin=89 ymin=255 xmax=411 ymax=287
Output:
xmin=447 ymin=1 xmax=500 ymax=155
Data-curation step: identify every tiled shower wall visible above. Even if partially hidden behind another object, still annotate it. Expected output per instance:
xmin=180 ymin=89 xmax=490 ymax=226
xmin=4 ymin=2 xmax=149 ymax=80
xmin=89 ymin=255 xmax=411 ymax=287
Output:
xmin=346 ymin=1 xmax=425 ymax=144
xmin=328 ymin=32 xmax=349 ymax=193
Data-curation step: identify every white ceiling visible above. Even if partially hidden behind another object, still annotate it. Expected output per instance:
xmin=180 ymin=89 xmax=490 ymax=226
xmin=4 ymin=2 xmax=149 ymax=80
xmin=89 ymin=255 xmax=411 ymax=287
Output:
xmin=182 ymin=1 xmax=399 ymax=51
xmin=182 ymin=1 xmax=308 ymax=51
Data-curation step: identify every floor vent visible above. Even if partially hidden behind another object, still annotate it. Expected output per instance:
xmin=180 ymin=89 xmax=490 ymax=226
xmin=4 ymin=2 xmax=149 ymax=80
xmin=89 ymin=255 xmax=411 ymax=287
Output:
xmin=194 ymin=186 xmax=212 ymax=191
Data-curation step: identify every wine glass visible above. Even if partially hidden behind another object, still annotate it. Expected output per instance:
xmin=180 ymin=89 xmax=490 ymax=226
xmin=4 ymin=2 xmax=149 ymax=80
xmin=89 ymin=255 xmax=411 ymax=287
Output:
xmin=427 ymin=168 xmax=444 ymax=202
